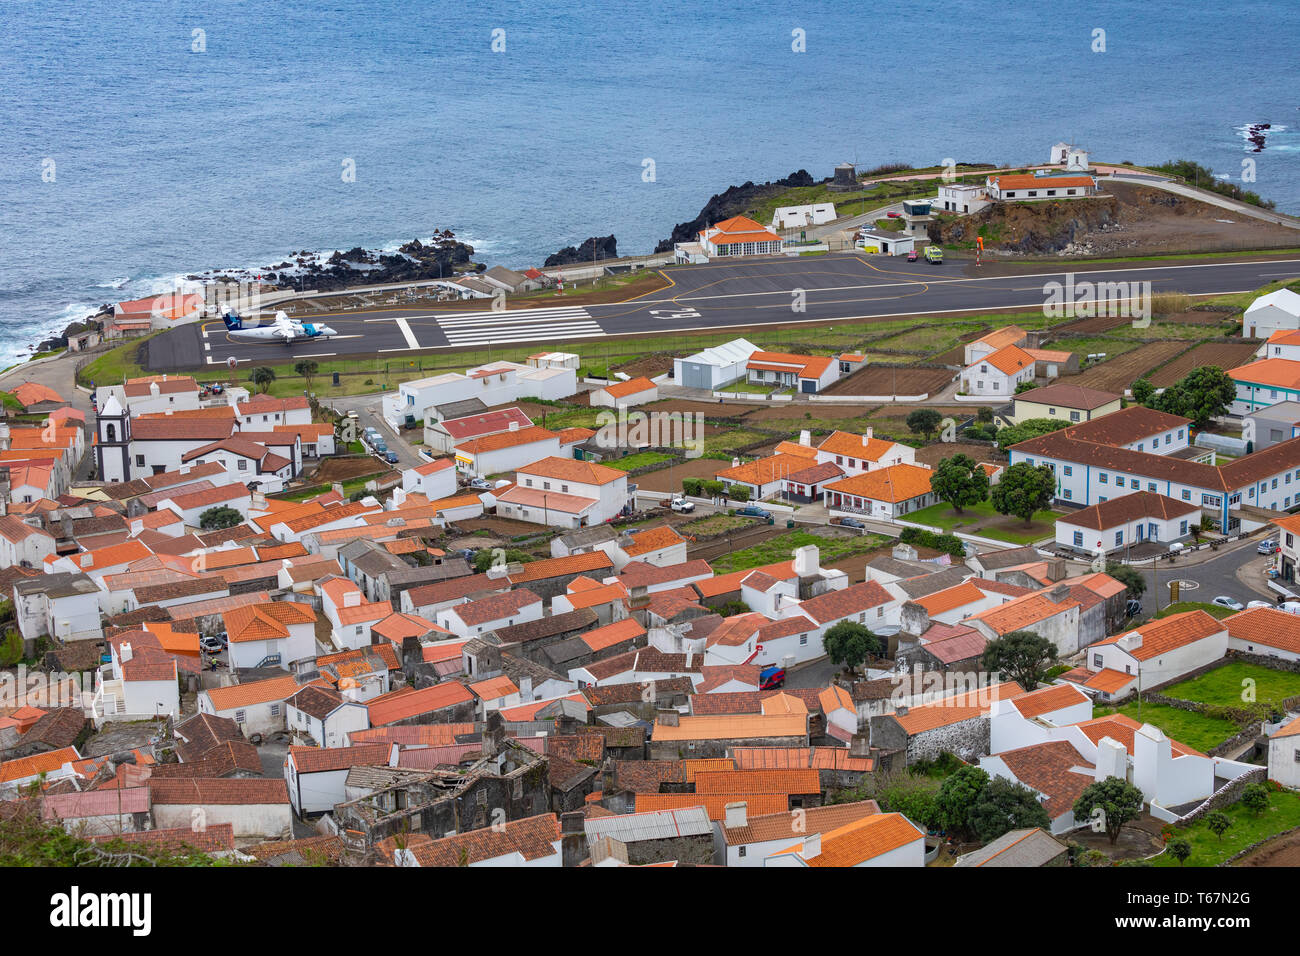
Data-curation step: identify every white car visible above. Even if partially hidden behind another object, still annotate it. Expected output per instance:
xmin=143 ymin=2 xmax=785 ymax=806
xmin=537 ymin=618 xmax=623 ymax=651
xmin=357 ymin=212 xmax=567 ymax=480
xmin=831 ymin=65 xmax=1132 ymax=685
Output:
xmin=1246 ymin=600 xmax=1274 ymax=610
xmin=1211 ymin=596 xmax=1244 ymax=611
xmin=1280 ymin=602 xmax=1300 ymax=616
xmin=670 ymin=497 xmax=695 ymax=513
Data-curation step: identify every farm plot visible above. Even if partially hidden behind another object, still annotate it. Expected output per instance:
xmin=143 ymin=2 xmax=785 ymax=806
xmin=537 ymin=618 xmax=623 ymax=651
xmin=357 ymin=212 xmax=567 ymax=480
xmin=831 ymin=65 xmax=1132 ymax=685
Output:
xmin=914 ymin=441 xmax=1002 ymax=468
xmin=633 ymin=456 xmax=723 ymax=493
xmin=821 ymin=364 xmax=955 ymax=397
xmin=1048 ymin=313 xmax=1131 ymax=335
xmin=1148 ymin=342 xmax=1261 ymax=387
xmin=1064 ymin=341 xmax=1189 ymax=393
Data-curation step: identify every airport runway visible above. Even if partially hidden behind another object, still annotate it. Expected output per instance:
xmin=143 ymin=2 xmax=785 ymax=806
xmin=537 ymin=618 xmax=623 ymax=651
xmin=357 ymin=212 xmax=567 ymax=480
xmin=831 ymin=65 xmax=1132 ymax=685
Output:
xmin=145 ymin=253 xmax=1300 ymax=371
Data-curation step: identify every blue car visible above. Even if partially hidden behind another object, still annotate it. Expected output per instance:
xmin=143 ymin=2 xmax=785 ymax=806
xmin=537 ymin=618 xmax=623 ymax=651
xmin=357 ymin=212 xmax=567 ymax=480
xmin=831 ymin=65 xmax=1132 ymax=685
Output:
xmin=385 ymin=451 xmax=399 ymax=464
xmin=759 ymin=665 xmax=785 ymax=690
xmin=736 ymin=505 xmax=772 ymax=519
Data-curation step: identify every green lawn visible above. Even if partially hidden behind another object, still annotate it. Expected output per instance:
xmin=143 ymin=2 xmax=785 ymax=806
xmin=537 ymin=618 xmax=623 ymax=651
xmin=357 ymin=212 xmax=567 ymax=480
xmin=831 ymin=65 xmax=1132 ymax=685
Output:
xmin=905 ymin=499 xmax=1060 ymax=544
xmin=1145 ymin=789 xmax=1300 ymax=867
xmin=1096 ymin=701 xmax=1239 ymax=753
xmin=604 ymin=451 xmax=673 ymax=471
xmin=710 ymin=529 xmax=890 ymax=574
xmin=679 ymin=514 xmax=753 ymax=537
xmin=1163 ymin=662 xmax=1300 ymax=710
xmin=1156 ymin=601 xmax=1235 ymax=620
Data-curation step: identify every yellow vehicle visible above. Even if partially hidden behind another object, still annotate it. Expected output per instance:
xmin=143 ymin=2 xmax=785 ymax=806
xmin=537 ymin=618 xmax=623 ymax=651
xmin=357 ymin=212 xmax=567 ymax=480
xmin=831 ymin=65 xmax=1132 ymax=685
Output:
xmin=924 ymin=246 xmax=943 ymax=264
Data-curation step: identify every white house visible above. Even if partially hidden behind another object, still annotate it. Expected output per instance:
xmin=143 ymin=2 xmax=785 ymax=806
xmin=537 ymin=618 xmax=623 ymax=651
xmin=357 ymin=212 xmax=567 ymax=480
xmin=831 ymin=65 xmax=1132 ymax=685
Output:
xmin=1054 ymin=491 xmax=1200 ymax=555
xmin=435 ymin=589 xmax=543 ymax=637
xmin=962 ymin=344 xmax=1037 ymax=397
xmin=400 ymin=457 xmax=458 ymax=500
xmin=284 ymin=742 xmax=393 ymax=815
xmin=745 ymin=352 xmax=839 ymax=394
xmin=198 ymin=674 xmax=303 ymax=738
xmin=0 ymin=515 xmax=56 ymax=569
xmin=823 ymin=463 xmax=937 ymax=520
xmin=1267 ymin=715 xmax=1300 ymax=789
xmin=762 ymin=812 xmax=926 ymax=867
xmin=1086 ymin=610 xmax=1228 ymax=689
xmin=937 ymin=182 xmax=991 ymax=215
xmin=222 ymin=600 xmax=318 ymax=671
xmin=92 ymin=631 xmax=181 ymax=726
xmin=384 ymin=362 xmax=576 ymax=431
xmin=815 ymin=429 xmax=915 ymax=476
xmin=589 ymin=377 xmax=658 ymax=409
xmin=697 ymin=216 xmax=784 ymax=258
xmin=234 ymin=395 xmax=312 ymax=429
xmin=1224 ymin=606 xmax=1300 ymax=663
xmin=148 ymin=779 xmax=292 ymax=840
xmin=425 ymin=407 xmax=533 ymax=454
xmin=771 ymin=203 xmax=836 ymax=231
xmin=120 ymin=376 xmax=201 ymax=417
xmin=987 ymin=172 xmax=1097 ymax=201
xmin=1243 ymin=288 xmax=1300 ymax=340
xmin=1227 ymin=358 xmax=1300 ymax=416
xmin=453 ymin=425 xmax=561 ymax=478
xmin=496 ymin=457 xmax=631 ymax=529
xmin=156 ymin=482 xmax=254 ymax=528
xmin=12 ymin=573 xmax=102 ymax=644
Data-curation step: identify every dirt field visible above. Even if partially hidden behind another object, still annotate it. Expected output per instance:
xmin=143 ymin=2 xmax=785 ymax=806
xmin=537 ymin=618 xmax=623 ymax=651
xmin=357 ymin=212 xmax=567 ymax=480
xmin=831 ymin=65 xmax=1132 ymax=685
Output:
xmin=1149 ymin=342 xmax=1261 ymax=386
xmin=1049 ymin=313 xmax=1131 ymax=335
xmin=1161 ymin=309 xmax=1235 ymax=326
xmin=615 ymin=353 xmax=676 ymax=379
xmin=743 ymin=404 xmax=876 ymax=423
xmin=312 ymin=456 xmax=389 ymax=481
xmin=633 ymin=457 xmax=723 ymax=493
xmin=821 ymin=364 xmax=955 ymax=397
xmin=643 ymin=399 xmax=759 ymax=418
xmin=1063 ymin=341 xmax=1190 ymax=392
xmin=455 ymin=516 xmax=551 ymax=537
xmin=1235 ymin=828 xmax=1300 ymax=866
xmin=914 ymin=441 xmax=1003 ymax=467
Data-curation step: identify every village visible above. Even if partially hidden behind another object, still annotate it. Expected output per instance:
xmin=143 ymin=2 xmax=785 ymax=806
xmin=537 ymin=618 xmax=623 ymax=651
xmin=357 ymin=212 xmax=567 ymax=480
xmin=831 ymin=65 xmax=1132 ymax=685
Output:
xmin=3 ymin=146 xmax=1300 ymax=873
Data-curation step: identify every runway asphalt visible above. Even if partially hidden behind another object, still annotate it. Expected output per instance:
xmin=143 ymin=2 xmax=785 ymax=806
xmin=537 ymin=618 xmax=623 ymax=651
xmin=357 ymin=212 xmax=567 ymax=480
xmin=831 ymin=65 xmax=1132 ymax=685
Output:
xmin=144 ymin=252 xmax=1300 ymax=371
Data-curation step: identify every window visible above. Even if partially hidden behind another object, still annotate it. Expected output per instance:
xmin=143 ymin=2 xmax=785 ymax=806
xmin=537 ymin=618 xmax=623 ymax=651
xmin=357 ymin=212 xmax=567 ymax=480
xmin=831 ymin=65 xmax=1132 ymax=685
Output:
xmin=234 ymin=710 xmax=246 ymax=724
xmin=1202 ymin=494 xmax=1221 ymax=507
xmin=1099 ymin=473 xmax=1108 ymax=484
xmin=1182 ymin=489 xmax=1191 ymax=501
xmin=1063 ymin=465 xmax=1072 ymax=476
xmin=1047 ymin=189 xmax=1056 ymax=196
xmin=1138 ymin=443 xmax=1144 ymax=452
xmin=980 ymin=365 xmax=989 ymax=374
xmin=135 ymin=455 xmax=145 ymax=467
xmin=1130 ymin=479 xmax=1139 ymax=490
xmin=1063 ymin=488 xmax=1073 ymax=500
xmin=1115 ymin=531 xmax=1123 ymax=547
xmin=1098 ymin=496 xmax=1108 ymax=503
xmin=1178 ymin=429 xmax=1185 ymax=440
xmin=1073 ymin=531 xmax=1083 ymax=546
xmin=1147 ymin=483 xmax=1157 ymax=492
xmin=1092 ymin=654 xmax=1103 ymax=668
xmin=355 ymin=625 xmax=362 ymax=635
xmin=739 ymin=846 xmax=747 ymax=857
xmin=1289 ymin=533 xmax=1295 ymax=547
xmin=238 ymin=459 xmax=248 ymax=471
xmin=1048 ymin=408 xmax=1056 ymax=415
xmin=799 ymin=634 xmax=808 ymax=646
xmin=543 ymin=481 xmax=551 ymax=490
xmin=1070 ymin=411 xmax=1080 ymax=422
xmin=270 ymin=704 xmax=280 ymax=717
xmin=1165 ymin=435 xmax=1171 ymax=445
xmin=1250 ymin=488 xmax=1256 ymax=498
xmin=561 ymin=484 xmax=569 ymax=493
xmin=1274 ymin=478 xmax=1280 ymax=490
xmin=877 ymin=606 xmax=884 ymax=618
xmin=1179 ymin=520 xmax=1188 ymax=535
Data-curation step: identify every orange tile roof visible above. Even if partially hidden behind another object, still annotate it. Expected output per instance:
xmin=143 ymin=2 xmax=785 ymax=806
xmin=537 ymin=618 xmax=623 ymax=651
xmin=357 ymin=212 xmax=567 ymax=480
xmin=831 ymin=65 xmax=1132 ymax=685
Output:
xmin=970 ymin=326 xmax=1027 ymax=351
xmin=967 ymin=593 xmax=1079 ymax=635
xmin=581 ymin=617 xmax=645 ymax=651
xmin=1092 ymin=609 xmax=1224 ymax=661
xmin=695 ymin=560 xmax=796 ymax=599
xmin=0 ymin=747 xmax=80 ymax=783
xmin=455 ymin=425 xmax=558 ymax=455
xmin=497 ymin=693 xmax=589 ymax=722
xmin=468 ymin=675 xmax=518 ymax=700
xmin=602 ymin=376 xmax=657 ymax=399
xmin=1224 ymin=607 xmax=1300 ymax=656
xmin=507 ymin=550 xmax=613 ymax=584
xmin=1274 ymin=715 xmax=1300 ymax=740
xmin=745 ymin=351 xmax=833 ymax=379
xmin=1009 ymin=683 xmax=1090 ymax=719
xmin=693 ymin=768 xmax=820 ymax=794
xmin=914 ymin=581 xmax=987 ymax=616
xmin=991 ymin=174 xmax=1095 ymax=191
xmin=1231 ymin=357 xmax=1300 ymax=389
xmin=817 ymin=430 xmax=903 ymax=462
xmin=716 ymin=453 xmax=817 ymax=487
xmin=516 ymin=456 xmax=626 ymax=486
xmin=12 ymin=382 xmax=66 ymax=407
xmin=651 ymin=713 xmax=807 ymax=742
xmin=893 ymin=682 xmax=1025 ymax=735
xmin=367 ymin=683 xmax=474 ymax=725
xmin=621 ymin=525 xmax=685 ymax=556
xmin=204 ymin=675 xmax=306 ymax=712
xmin=818 ymin=684 xmax=855 ymax=714
xmin=1075 ymin=712 xmax=1203 ymax=758
xmin=824 ymin=463 xmax=934 ymax=504
xmin=635 ymin=792 xmax=789 ymax=820
xmin=1082 ymin=669 xmax=1137 ymax=694
xmin=222 ymin=601 xmax=316 ymax=643
xmin=982 ymin=344 xmax=1036 ymax=375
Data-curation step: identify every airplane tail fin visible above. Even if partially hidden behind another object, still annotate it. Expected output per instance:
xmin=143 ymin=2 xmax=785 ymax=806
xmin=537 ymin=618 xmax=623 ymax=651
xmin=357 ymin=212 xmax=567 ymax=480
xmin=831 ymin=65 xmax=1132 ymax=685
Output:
xmin=222 ymin=311 xmax=243 ymax=330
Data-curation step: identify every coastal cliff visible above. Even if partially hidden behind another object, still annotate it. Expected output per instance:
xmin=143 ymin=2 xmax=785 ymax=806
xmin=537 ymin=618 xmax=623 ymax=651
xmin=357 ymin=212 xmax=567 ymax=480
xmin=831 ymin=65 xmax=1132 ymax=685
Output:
xmin=653 ymin=170 xmax=817 ymax=252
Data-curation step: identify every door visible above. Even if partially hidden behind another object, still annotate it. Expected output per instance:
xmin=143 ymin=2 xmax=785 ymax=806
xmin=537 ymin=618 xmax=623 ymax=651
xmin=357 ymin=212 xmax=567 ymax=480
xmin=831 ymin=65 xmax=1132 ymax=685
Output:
xmin=801 ymin=380 xmax=816 ymax=393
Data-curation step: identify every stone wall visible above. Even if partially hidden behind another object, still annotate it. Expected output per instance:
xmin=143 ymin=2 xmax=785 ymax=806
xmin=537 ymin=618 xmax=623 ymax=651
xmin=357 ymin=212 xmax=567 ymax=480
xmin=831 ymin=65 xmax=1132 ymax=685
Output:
xmin=1175 ymin=766 xmax=1267 ymax=825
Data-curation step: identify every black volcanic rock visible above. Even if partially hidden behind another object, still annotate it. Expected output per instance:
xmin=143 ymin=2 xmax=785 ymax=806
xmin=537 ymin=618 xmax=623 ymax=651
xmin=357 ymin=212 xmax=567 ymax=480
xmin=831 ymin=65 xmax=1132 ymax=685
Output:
xmin=544 ymin=235 xmax=618 ymax=267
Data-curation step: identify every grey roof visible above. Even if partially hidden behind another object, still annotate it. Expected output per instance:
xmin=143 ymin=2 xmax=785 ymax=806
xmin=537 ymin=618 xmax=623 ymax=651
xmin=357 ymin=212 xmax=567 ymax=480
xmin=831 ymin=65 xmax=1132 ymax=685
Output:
xmin=384 ymin=559 xmax=472 ymax=588
xmin=344 ymin=765 xmax=432 ymax=794
xmin=542 ymin=637 xmax=595 ymax=668
xmin=954 ymin=827 xmax=1067 ymax=867
xmin=865 ymin=555 xmax=934 ymax=581
xmin=555 ymin=524 xmax=618 ymax=551
xmin=433 ymin=398 xmax=488 ymax=421
xmin=584 ymin=807 xmax=712 ymax=842
xmin=16 ymin=572 xmax=98 ymax=599
xmin=968 ymin=546 xmax=1044 ymax=571
xmin=894 ymin=565 xmax=973 ymax=599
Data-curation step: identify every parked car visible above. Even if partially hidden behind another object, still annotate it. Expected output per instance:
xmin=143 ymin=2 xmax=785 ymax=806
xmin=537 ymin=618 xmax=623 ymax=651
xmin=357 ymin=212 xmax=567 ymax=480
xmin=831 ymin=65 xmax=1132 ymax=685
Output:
xmin=1211 ymin=595 xmax=1245 ymax=611
xmin=759 ymin=665 xmax=786 ymax=690
xmin=1246 ymin=600 xmax=1275 ymax=610
xmin=199 ymin=636 xmax=224 ymax=654
xmin=736 ymin=505 xmax=772 ymax=519
xmin=1259 ymin=539 xmax=1280 ymax=555
xmin=1280 ymin=602 xmax=1300 ymax=616
xmin=385 ymin=451 xmax=399 ymax=464
xmin=906 ymin=249 xmax=918 ymax=262
xmin=1124 ymin=598 xmax=1142 ymax=618
xmin=469 ymin=477 xmax=492 ymax=490
xmin=670 ymin=497 xmax=694 ymax=513
xmin=838 ymin=517 xmax=865 ymax=529
xmin=886 ymin=211 xmax=901 ymax=218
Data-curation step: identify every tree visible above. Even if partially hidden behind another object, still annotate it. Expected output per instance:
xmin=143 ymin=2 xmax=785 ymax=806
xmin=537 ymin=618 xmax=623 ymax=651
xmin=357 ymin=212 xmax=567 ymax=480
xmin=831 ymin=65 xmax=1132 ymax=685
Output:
xmin=930 ymin=454 xmax=990 ymax=515
xmin=990 ymin=461 xmax=1054 ymax=525
xmin=248 ymin=366 xmax=277 ymax=394
xmin=993 ymin=418 xmax=1068 ymax=448
xmin=1072 ymin=778 xmax=1145 ymax=845
xmin=976 ymin=406 xmax=994 ymax=424
xmin=1131 ymin=378 xmax=1155 ymax=404
xmin=0 ymin=630 xmax=22 ymax=668
xmin=980 ymin=630 xmax=1056 ymax=691
xmin=1166 ymin=835 xmax=1192 ymax=866
xmin=966 ymin=777 xmax=1051 ymax=843
xmin=1147 ymin=366 xmax=1235 ymax=429
xmin=906 ymin=408 xmax=943 ymax=441
xmin=198 ymin=506 xmax=242 ymax=530
xmin=1105 ymin=562 xmax=1147 ymax=600
xmin=823 ymin=621 xmax=884 ymax=674
xmin=729 ymin=485 xmax=751 ymax=503
xmin=1205 ymin=810 xmax=1232 ymax=843
xmin=294 ymin=359 xmax=320 ymax=394
xmin=934 ymin=765 xmax=989 ymax=835
xmin=1014 ymin=380 xmax=1037 ymax=394
xmin=1240 ymin=782 xmax=1270 ymax=816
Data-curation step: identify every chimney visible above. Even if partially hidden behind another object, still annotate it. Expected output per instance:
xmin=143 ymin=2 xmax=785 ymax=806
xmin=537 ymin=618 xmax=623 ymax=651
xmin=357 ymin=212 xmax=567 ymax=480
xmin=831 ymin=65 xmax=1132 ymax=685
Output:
xmin=119 ymin=642 xmax=133 ymax=663
xmin=724 ymin=801 xmax=748 ymax=829
xmin=344 ymin=591 xmax=361 ymax=608
xmin=895 ymin=705 xmax=909 ymax=717
xmin=519 ymin=676 xmax=533 ymax=703
xmin=657 ymin=708 xmax=679 ymax=727
xmin=509 ymin=421 xmax=519 ymax=431
xmin=1050 ymin=583 xmax=1070 ymax=603
xmin=799 ymin=429 xmax=811 ymax=446
xmin=732 ymin=457 xmax=740 ymax=468
xmin=802 ymin=832 xmax=822 ymax=860
xmin=332 ymin=482 xmax=343 ymax=497
xmin=684 ymin=648 xmax=693 ymax=669
xmin=864 ymin=427 xmax=873 ymax=443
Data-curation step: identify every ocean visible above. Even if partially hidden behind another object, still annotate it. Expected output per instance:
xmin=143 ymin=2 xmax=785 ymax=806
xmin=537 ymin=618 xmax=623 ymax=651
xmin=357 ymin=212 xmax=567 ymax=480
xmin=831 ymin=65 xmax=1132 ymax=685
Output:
xmin=1 ymin=0 xmax=1298 ymax=368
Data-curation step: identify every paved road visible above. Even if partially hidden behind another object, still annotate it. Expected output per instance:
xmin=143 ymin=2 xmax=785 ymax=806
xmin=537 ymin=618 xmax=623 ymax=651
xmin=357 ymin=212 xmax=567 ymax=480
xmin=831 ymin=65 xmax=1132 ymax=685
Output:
xmin=321 ymin=393 xmax=423 ymax=471
xmin=146 ymin=253 xmax=1300 ymax=371
xmin=1127 ymin=536 xmax=1278 ymax=616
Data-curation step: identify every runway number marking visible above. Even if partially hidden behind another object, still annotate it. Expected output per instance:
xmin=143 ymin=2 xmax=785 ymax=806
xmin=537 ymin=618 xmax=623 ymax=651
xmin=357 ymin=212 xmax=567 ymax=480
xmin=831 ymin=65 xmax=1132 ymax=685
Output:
xmin=649 ymin=308 xmax=701 ymax=320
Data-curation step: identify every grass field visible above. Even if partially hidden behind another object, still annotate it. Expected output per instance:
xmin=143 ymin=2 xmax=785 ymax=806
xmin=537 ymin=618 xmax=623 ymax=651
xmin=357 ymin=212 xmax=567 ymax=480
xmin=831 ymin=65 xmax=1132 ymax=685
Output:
xmin=1162 ymin=662 xmax=1300 ymax=710
xmin=1097 ymin=701 xmax=1239 ymax=753
xmin=709 ymin=529 xmax=890 ymax=574
xmin=679 ymin=514 xmax=753 ymax=537
xmin=604 ymin=451 xmax=673 ymax=471
xmin=1145 ymin=789 xmax=1300 ymax=867
xmin=905 ymin=499 xmax=1060 ymax=544
xmin=1156 ymin=601 xmax=1236 ymax=620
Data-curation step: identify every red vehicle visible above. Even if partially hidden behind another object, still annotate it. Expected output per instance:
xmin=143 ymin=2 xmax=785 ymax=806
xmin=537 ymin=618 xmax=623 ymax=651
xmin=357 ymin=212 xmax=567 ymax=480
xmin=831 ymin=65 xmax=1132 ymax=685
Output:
xmin=759 ymin=665 xmax=786 ymax=690
xmin=906 ymin=249 xmax=918 ymax=262
xmin=886 ymin=211 xmax=901 ymax=218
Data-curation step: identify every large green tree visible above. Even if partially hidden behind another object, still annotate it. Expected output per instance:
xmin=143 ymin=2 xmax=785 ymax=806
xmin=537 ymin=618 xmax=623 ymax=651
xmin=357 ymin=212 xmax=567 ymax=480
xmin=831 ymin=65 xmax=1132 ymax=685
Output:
xmin=967 ymin=777 xmax=1052 ymax=843
xmin=980 ymin=630 xmax=1057 ymax=692
xmin=1105 ymin=562 xmax=1146 ymax=600
xmin=248 ymin=366 xmax=277 ymax=394
xmin=929 ymin=454 xmax=990 ymax=515
xmin=294 ymin=359 xmax=320 ymax=394
xmin=823 ymin=621 xmax=884 ymax=674
xmin=1072 ymin=778 xmax=1145 ymax=845
xmin=990 ymin=461 xmax=1055 ymax=525
xmin=1146 ymin=366 xmax=1235 ymax=429
xmin=199 ymin=506 xmax=243 ymax=530
xmin=906 ymin=408 xmax=943 ymax=441
xmin=994 ymin=418 xmax=1068 ymax=448
xmin=934 ymin=765 xmax=990 ymax=835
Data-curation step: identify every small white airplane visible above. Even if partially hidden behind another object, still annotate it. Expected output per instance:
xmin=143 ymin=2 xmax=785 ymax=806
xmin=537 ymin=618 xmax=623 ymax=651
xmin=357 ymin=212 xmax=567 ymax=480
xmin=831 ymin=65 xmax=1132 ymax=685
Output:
xmin=221 ymin=310 xmax=337 ymax=344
